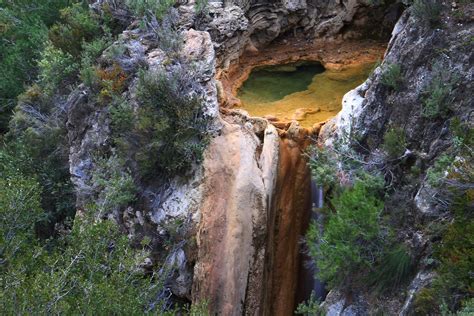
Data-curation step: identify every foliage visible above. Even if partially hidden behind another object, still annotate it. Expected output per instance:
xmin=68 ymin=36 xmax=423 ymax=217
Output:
xmin=295 ymin=292 xmax=323 ymax=315
xmin=96 ymin=64 xmax=128 ymax=103
xmin=37 ymin=43 xmax=78 ymax=94
xmin=308 ymin=145 xmax=338 ymax=187
xmin=109 ymin=97 xmax=135 ymax=136
xmin=0 ymin=149 xmax=44 ymax=270
xmin=91 ymin=154 xmax=137 ymax=218
xmin=458 ymin=299 xmax=474 ymax=316
xmin=48 ymin=2 xmax=101 ymax=57
xmin=306 ymin=177 xmax=386 ymax=289
xmin=131 ymin=66 xmax=210 ymax=178
xmin=195 ymin=0 xmax=209 ymax=15
xmin=380 ymin=63 xmax=402 ymax=90
xmin=413 ymin=194 xmax=474 ymax=314
xmin=7 ymin=88 xmax=76 ymax=237
xmin=412 ymin=0 xmax=442 ymax=26
xmin=421 ymin=67 xmax=456 ymax=119
xmin=126 ymin=0 xmax=176 ymax=20
xmin=152 ymin=8 xmax=183 ymax=57
xmin=413 ymin=287 xmax=438 ymax=314
xmin=433 ymin=195 xmax=474 ymax=312
xmin=188 ymin=300 xmax=210 ymax=316
xmin=369 ymin=245 xmax=414 ymax=292
xmin=0 ymin=0 xmax=74 ymax=132
xmin=1 ymin=212 xmax=163 ymax=314
xmin=382 ymin=127 xmax=407 ymax=158
xmin=426 ymin=154 xmax=454 ymax=187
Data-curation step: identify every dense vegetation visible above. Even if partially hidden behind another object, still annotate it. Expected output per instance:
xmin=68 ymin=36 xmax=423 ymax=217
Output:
xmin=306 ymin=139 xmax=415 ymax=296
xmin=304 ymin=118 xmax=473 ymax=313
xmin=1 ymin=0 xmax=210 ymax=313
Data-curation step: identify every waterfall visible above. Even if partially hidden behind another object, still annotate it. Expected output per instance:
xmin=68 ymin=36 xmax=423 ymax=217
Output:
xmin=309 ymin=179 xmax=326 ymax=301
xmin=296 ymin=179 xmax=327 ymax=308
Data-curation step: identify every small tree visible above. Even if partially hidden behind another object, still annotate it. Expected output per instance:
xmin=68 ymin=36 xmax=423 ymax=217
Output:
xmin=380 ymin=63 xmax=402 ymax=90
xmin=306 ymin=176 xmax=386 ymax=289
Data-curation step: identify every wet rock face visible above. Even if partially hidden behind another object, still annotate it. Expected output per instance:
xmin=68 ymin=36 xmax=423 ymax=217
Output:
xmin=192 ymin=118 xmax=279 ymax=315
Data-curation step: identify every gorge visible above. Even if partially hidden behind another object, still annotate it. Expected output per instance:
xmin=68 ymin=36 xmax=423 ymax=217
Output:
xmin=1 ymin=0 xmax=472 ymax=315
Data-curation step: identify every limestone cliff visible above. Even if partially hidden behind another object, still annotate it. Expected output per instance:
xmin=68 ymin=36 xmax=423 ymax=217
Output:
xmin=320 ymin=3 xmax=473 ymax=314
xmin=63 ymin=0 xmax=473 ymax=315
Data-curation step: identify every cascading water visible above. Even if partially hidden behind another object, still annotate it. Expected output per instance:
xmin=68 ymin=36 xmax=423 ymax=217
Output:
xmin=309 ymin=179 xmax=326 ymax=301
xmin=296 ymin=179 xmax=327 ymax=307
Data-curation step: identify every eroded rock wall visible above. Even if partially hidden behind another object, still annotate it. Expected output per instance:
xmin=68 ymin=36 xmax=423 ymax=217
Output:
xmin=67 ymin=0 xmax=408 ymax=314
xmin=192 ymin=118 xmax=279 ymax=315
xmin=320 ymin=4 xmax=473 ymax=314
xmin=196 ymin=0 xmax=401 ymax=67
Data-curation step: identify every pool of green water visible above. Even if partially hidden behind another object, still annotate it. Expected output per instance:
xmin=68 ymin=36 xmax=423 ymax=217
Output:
xmin=237 ymin=61 xmax=375 ymax=128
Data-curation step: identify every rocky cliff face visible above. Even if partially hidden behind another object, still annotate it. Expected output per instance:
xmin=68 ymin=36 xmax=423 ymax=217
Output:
xmin=320 ymin=3 xmax=473 ymax=314
xmin=65 ymin=0 xmax=423 ymax=314
xmin=175 ymin=0 xmax=401 ymax=68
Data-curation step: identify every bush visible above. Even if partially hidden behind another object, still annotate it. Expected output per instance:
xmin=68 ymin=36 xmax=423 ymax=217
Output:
xmin=412 ymin=0 xmax=442 ymax=26
xmin=195 ymin=0 xmax=209 ymax=15
xmin=370 ymin=245 xmax=414 ymax=292
xmin=421 ymin=70 xmax=455 ymax=119
xmin=295 ymin=292 xmax=323 ymax=315
xmin=49 ymin=3 xmax=101 ymax=57
xmin=37 ymin=43 xmax=78 ymax=94
xmin=0 ymin=0 xmax=72 ymax=132
xmin=413 ymin=195 xmax=474 ymax=314
xmin=1 ymin=212 xmax=165 ymax=315
xmin=308 ymin=145 xmax=338 ymax=187
xmin=126 ymin=0 xmax=176 ymax=20
xmin=426 ymin=154 xmax=454 ymax=187
xmin=0 ymin=149 xmax=44 ymax=269
xmin=132 ymin=66 xmax=210 ymax=178
xmin=306 ymin=176 xmax=386 ymax=288
xmin=96 ymin=63 xmax=128 ymax=103
xmin=382 ymin=127 xmax=407 ymax=158
xmin=91 ymin=154 xmax=137 ymax=218
xmin=380 ymin=63 xmax=402 ymax=90
xmin=7 ymin=87 xmax=76 ymax=238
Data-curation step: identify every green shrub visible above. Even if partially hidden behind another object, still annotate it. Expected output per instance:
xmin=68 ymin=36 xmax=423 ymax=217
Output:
xmin=412 ymin=0 xmax=442 ymax=26
xmin=0 ymin=149 xmax=44 ymax=268
xmin=413 ymin=287 xmax=439 ymax=315
xmin=195 ymin=0 xmax=209 ymax=15
xmin=426 ymin=154 xmax=454 ymax=187
xmin=37 ymin=43 xmax=78 ymax=93
xmin=413 ymin=195 xmax=474 ymax=314
xmin=432 ymin=195 xmax=474 ymax=312
xmin=458 ymin=299 xmax=474 ymax=316
xmin=1 ymin=212 xmax=164 ymax=314
xmin=382 ymin=127 xmax=407 ymax=158
xmin=308 ymin=145 xmax=338 ymax=187
xmin=49 ymin=3 xmax=101 ymax=57
xmin=306 ymin=176 xmax=385 ymax=288
xmin=126 ymin=0 xmax=176 ymax=20
xmin=91 ymin=154 xmax=137 ymax=218
xmin=380 ymin=63 xmax=402 ymax=90
xmin=295 ymin=292 xmax=323 ymax=315
xmin=109 ymin=97 xmax=135 ymax=136
xmin=0 ymin=0 xmax=72 ymax=132
xmin=133 ymin=67 xmax=210 ymax=178
xmin=421 ymin=72 xmax=454 ymax=119
xmin=7 ymin=88 xmax=76 ymax=238
xmin=370 ymin=245 xmax=414 ymax=292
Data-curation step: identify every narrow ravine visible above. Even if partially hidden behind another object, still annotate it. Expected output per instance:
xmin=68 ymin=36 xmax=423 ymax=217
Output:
xmin=214 ymin=39 xmax=384 ymax=314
